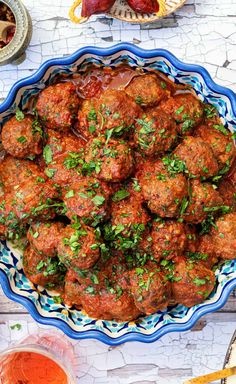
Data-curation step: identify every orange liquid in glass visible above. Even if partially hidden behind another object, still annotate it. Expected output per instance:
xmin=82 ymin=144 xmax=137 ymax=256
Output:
xmin=0 ymin=351 xmax=68 ymax=384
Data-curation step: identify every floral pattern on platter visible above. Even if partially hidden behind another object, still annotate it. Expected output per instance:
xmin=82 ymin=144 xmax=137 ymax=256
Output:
xmin=0 ymin=44 xmax=236 ymax=345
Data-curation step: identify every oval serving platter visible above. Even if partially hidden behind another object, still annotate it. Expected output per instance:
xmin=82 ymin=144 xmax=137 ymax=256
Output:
xmin=107 ymin=0 xmax=187 ymax=23
xmin=0 ymin=43 xmax=236 ymax=345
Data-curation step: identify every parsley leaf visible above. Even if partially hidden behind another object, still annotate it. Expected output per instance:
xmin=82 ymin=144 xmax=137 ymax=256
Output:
xmin=43 ymin=145 xmax=53 ymax=165
xmin=15 ymin=109 xmax=25 ymax=122
xmin=112 ymin=189 xmax=130 ymax=202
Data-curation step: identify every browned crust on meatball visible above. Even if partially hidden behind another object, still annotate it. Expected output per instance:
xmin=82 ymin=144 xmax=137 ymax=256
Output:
xmin=84 ymin=137 xmax=134 ymax=182
xmin=137 ymin=159 xmax=188 ymax=217
xmin=125 ymin=73 xmax=170 ymax=107
xmin=174 ymin=136 xmax=219 ymax=178
xmin=36 ymin=82 xmax=80 ymax=132
xmin=1 ymin=115 xmax=42 ymax=158
xmin=134 ymin=108 xmax=177 ymax=157
xmin=171 ymin=256 xmax=215 ymax=307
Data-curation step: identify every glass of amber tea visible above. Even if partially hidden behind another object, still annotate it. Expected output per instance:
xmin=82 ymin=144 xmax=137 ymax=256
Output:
xmin=0 ymin=332 xmax=77 ymax=384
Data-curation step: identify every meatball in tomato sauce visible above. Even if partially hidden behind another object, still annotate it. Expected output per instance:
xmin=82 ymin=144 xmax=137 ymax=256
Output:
xmin=57 ymin=223 xmax=100 ymax=270
xmin=27 ymin=222 xmax=64 ymax=257
xmin=134 ymin=108 xmax=177 ymax=157
xmin=174 ymin=136 xmax=219 ymax=178
xmin=137 ymin=159 xmax=188 ymax=217
xmin=194 ymin=124 xmax=235 ymax=170
xmin=78 ymin=89 xmax=141 ymax=139
xmin=23 ymin=245 xmax=65 ymax=288
xmin=1 ymin=115 xmax=42 ymax=159
xmin=183 ymin=180 xmax=223 ymax=224
xmin=210 ymin=212 xmax=236 ymax=260
xmin=43 ymin=130 xmax=86 ymax=186
xmin=36 ymin=82 xmax=80 ymax=132
xmin=125 ymin=73 xmax=170 ymax=107
xmin=150 ymin=219 xmax=190 ymax=261
xmin=129 ymin=266 xmax=171 ymax=314
xmin=159 ymin=93 xmax=203 ymax=135
xmin=171 ymin=256 xmax=215 ymax=307
xmin=84 ymin=137 xmax=134 ymax=182
xmin=63 ymin=177 xmax=110 ymax=225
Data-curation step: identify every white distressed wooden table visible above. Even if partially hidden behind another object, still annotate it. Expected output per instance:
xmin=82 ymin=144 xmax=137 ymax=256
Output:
xmin=0 ymin=1 xmax=236 ymax=383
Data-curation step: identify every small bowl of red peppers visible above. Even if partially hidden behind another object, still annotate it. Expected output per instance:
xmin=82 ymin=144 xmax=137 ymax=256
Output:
xmin=69 ymin=0 xmax=186 ymax=24
xmin=0 ymin=2 xmax=16 ymax=49
xmin=0 ymin=0 xmax=32 ymax=66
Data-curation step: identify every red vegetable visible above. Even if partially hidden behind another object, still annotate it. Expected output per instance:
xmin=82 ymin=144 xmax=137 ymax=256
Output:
xmin=126 ymin=0 xmax=159 ymax=13
xmin=81 ymin=0 xmax=116 ymax=17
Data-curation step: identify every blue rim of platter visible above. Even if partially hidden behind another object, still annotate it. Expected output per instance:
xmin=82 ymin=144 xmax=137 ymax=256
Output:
xmin=0 ymin=43 xmax=236 ymax=346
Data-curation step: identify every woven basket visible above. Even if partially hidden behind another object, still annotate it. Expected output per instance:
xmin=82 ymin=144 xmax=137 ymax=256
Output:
xmin=69 ymin=0 xmax=187 ymax=24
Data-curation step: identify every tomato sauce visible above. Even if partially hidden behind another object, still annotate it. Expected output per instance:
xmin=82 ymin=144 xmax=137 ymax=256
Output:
xmin=59 ymin=65 xmax=187 ymax=99
xmin=0 ymin=351 xmax=69 ymax=384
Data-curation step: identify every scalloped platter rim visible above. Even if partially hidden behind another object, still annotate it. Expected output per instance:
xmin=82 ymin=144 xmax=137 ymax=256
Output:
xmin=0 ymin=43 xmax=236 ymax=345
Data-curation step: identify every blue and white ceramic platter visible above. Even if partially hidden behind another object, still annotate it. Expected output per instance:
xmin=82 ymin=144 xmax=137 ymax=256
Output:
xmin=0 ymin=43 xmax=236 ymax=345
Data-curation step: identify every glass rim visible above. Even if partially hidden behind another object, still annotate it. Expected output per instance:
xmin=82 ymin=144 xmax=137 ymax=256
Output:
xmin=0 ymin=343 xmax=77 ymax=384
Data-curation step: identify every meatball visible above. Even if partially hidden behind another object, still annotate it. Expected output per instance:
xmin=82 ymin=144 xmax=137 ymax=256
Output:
xmin=80 ymin=287 xmax=140 ymax=321
xmin=7 ymin=177 xmax=58 ymax=223
xmin=57 ymin=223 xmax=100 ymax=270
xmin=174 ymin=136 xmax=219 ymax=178
xmin=27 ymin=222 xmax=64 ymax=257
xmin=63 ymin=269 xmax=82 ymax=308
xmin=111 ymin=187 xmax=150 ymax=229
xmin=129 ymin=266 xmax=171 ymax=314
xmin=150 ymin=219 xmax=189 ymax=261
xmin=1 ymin=115 xmax=42 ymax=159
xmin=183 ymin=180 xmax=223 ymax=224
xmin=189 ymin=235 xmax=218 ymax=269
xmin=109 ymin=186 xmax=150 ymax=250
xmin=159 ymin=93 xmax=203 ymax=135
xmin=36 ymin=82 xmax=80 ymax=131
xmin=137 ymin=159 xmax=188 ymax=217
xmin=0 ymin=156 xmax=43 ymax=192
xmin=125 ymin=73 xmax=170 ymax=107
xmin=79 ymin=258 xmax=140 ymax=321
xmin=23 ymin=245 xmax=65 ymax=288
xmin=218 ymin=179 xmax=236 ymax=211
xmin=0 ymin=194 xmax=27 ymax=239
xmin=134 ymin=108 xmax=177 ymax=157
xmin=194 ymin=124 xmax=235 ymax=169
xmin=63 ymin=177 xmax=110 ymax=225
xmin=84 ymin=137 xmax=134 ymax=182
xmin=171 ymin=257 xmax=215 ymax=307
xmin=43 ymin=131 xmax=86 ymax=186
xmin=210 ymin=212 xmax=236 ymax=260
xmin=77 ymin=90 xmax=141 ymax=139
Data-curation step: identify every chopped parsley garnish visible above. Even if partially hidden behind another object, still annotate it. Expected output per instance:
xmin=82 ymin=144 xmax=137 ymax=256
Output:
xmin=179 ymin=196 xmax=189 ymax=216
xmin=213 ymin=124 xmax=229 ymax=136
xmin=112 ymin=189 xmax=130 ymax=202
xmin=15 ymin=109 xmax=25 ymax=122
xmin=175 ymin=106 xmax=184 ymax=115
xmin=65 ymin=190 xmax=75 ymax=198
xmin=193 ymin=277 xmax=207 ymax=287
xmin=204 ymin=104 xmax=218 ymax=119
xmin=64 ymin=151 xmax=84 ymax=170
xmin=45 ymin=168 xmax=56 ymax=178
xmin=43 ymin=145 xmax=53 ymax=165
xmin=135 ymin=96 xmax=143 ymax=105
xmin=91 ymin=195 xmax=105 ymax=206
xmin=132 ymin=178 xmax=141 ymax=192
xmin=162 ymin=155 xmax=186 ymax=175
xmin=10 ymin=323 xmax=22 ymax=331
xmin=17 ymin=136 xmax=27 ymax=143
